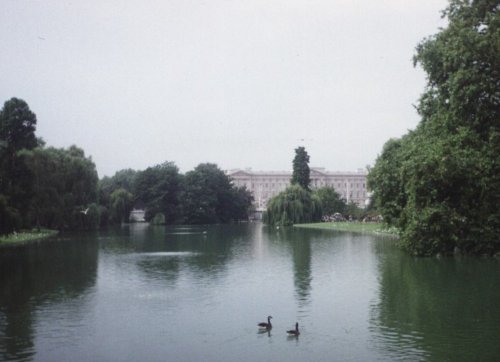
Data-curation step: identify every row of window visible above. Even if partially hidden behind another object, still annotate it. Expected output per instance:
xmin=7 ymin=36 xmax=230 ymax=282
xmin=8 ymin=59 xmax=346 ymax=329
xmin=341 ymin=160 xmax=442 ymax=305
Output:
xmin=238 ymin=181 xmax=366 ymax=190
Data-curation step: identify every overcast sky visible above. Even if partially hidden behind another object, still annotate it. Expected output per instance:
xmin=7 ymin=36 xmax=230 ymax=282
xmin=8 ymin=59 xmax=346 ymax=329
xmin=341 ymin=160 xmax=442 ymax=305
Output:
xmin=1 ymin=0 xmax=449 ymax=177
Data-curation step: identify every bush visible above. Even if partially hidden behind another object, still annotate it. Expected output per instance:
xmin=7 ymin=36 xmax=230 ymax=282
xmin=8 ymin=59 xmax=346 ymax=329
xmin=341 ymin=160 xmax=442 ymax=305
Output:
xmin=151 ymin=212 xmax=166 ymax=225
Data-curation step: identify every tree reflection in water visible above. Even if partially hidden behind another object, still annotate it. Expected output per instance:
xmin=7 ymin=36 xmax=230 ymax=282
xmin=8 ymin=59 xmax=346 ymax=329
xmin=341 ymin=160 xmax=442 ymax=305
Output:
xmin=0 ymin=236 xmax=98 ymax=361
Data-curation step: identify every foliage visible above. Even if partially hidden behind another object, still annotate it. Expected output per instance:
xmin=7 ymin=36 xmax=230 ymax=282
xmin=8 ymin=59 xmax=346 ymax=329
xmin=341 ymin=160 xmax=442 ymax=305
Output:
xmin=133 ymin=162 xmax=182 ymax=223
xmin=18 ymin=145 xmax=99 ymax=230
xmin=0 ymin=194 xmax=20 ymax=235
xmin=0 ymin=97 xmax=255 ymax=233
xmin=151 ymin=212 xmax=166 ymax=225
xmin=110 ymin=188 xmax=134 ymax=224
xmin=291 ymin=146 xmax=311 ymax=190
xmin=313 ymin=187 xmax=346 ymax=216
xmin=0 ymin=98 xmax=39 ymax=232
xmin=84 ymin=203 xmax=101 ymax=230
xmin=345 ymin=201 xmax=366 ymax=221
xmin=0 ymin=228 xmax=58 ymax=244
xmin=368 ymin=0 xmax=500 ymax=255
xmin=264 ymin=185 xmax=322 ymax=226
xmin=229 ymin=186 xmax=255 ymax=221
xmin=0 ymin=98 xmax=37 ymax=159
xmin=182 ymin=163 xmax=253 ymax=224
xmin=99 ymin=168 xmax=137 ymax=210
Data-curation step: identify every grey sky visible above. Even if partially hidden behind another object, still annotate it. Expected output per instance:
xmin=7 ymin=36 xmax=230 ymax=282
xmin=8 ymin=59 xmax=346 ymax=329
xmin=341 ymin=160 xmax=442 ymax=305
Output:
xmin=1 ymin=0 xmax=448 ymax=177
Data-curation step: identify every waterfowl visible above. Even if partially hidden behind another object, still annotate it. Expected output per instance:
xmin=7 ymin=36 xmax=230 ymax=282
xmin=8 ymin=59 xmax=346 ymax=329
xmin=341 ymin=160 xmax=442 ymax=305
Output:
xmin=287 ymin=322 xmax=300 ymax=336
xmin=258 ymin=316 xmax=272 ymax=329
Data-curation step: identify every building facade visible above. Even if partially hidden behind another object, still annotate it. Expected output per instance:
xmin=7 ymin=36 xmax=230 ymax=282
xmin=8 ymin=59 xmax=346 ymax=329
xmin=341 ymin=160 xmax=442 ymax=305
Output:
xmin=226 ymin=167 xmax=368 ymax=211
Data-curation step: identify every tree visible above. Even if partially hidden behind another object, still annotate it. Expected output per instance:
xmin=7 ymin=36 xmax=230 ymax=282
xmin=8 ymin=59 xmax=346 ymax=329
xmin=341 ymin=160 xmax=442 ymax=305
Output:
xmin=0 ymin=98 xmax=38 ymax=229
xmin=19 ymin=145 xmax=99 ymax=230
xmin=313 ymin=187 xmax=347 ymax=217
xmin=0 ymin=98 xmax=37 ymax=161
xmin=182 ymin=163 xmax=252 ymax=224
xmin=291 ymin=146 xmax=311 ymax=190
xmin=133 ymin=162 xmax=182 ymax=223
xmin=264 ymin=185 xmax=322 ymax=226
xmin=367 ymin=137 xmax=411 ymax=228
xmin=110 ymin=188 xmax=134 ymax=224
xmin=368 ymin=0 xmax=500 ymax=256
xmin=98 ymin=168 xmax=137 ymax=224
xmin=229 ymin=186 xmax=255 ymax=222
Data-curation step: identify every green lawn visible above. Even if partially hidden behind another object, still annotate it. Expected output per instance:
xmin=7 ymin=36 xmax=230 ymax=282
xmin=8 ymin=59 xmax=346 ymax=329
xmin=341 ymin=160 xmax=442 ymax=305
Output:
xmin=293 ymin=222 xmax=398 ymax=236
xmin=0 ymin=229 xmax=59 ymax=246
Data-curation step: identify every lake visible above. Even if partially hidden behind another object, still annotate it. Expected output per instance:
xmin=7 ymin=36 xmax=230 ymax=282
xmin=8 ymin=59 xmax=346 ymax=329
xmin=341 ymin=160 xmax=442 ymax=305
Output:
xmin=1 ymin=223 xmax=499 ymax=361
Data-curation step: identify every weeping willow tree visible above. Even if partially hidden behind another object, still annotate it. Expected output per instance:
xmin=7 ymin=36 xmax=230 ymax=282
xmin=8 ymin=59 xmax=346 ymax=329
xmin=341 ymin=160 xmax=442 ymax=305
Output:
xmin=264 ymin=185 xmax=322 ymax=226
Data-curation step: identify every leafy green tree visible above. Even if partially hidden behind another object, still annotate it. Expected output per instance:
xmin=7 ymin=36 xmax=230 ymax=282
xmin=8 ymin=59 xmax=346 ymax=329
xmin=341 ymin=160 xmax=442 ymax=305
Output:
xmin=0 ymin=98 xmax=38 ymax=229
xmin=98 ymin=169 xmax=137 ymax=224
xmin=291 ymin=146 xmax=311 ymax=190
xmin=110 ymin=188 xmax=134 ymax=224
xmin=369 ymin=0 xmax=500 ymax=255
xmin=264 ymin=185 xmax=322 ymax=226
xmin=313 ymin=187 xmax=347 ymax=216
xmin=133 ymin=162 xmax=182 ymax=223
xmin=182 ymin=163 xmax=252 ymax=224
xmin=229 ymin=186 xmax=255 ymax=222
xmin=19 ymin=146 xmax=99 ymax=230
xmin=99 ymin=169 xmax=137 ymax=201
xmin=0 ymin=98 xmax=37 ymax=162
xmin=367 ymin=137 xmax=411 ymax=228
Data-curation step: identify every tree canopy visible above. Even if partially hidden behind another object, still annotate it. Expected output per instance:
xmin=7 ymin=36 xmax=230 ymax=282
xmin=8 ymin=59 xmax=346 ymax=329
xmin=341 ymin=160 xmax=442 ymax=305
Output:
xmin=368 ymin=0 xmax=500 ymax=256
xmin=265 ymin=147 xmax=325 ymax=226
xmin=182 ymin=163 xmax=253 ymax=224
xmin=133 ymin=162 xmax=183 ymax=223
xmin=0 ymin=98 xmax=37 ymax=157
xmin=264 ymin=184 xmax=322 ymax=226
xmin=0 ymin=98 xmax=38 ymax=234
xmin=19 ymin=146 xmax=99 ymax=230
xmin=313 ymin=187 xmax=346 ymax=216
xmin=291 ymin=146 xmax=311 ymax=190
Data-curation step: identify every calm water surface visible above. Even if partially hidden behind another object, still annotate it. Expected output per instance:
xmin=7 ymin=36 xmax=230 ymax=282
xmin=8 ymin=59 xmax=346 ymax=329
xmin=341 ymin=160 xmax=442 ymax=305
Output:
xmin=1 ymin=223 xmax=499 ymax=361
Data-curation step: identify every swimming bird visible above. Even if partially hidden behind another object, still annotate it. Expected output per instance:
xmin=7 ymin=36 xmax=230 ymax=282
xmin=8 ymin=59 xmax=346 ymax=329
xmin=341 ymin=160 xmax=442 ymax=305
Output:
xmin=286 ymin=322 xmax=300 ymax=336
xmin=258 ymin=316 xmax=272 ymax=329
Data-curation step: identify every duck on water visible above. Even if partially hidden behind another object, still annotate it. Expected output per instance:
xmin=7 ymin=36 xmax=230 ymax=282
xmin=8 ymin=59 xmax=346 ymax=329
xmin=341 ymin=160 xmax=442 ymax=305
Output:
xmin=287 ymin=322 xmax=300 ymax=336
xmin=258 ymin=316 xmax=272 ymax=330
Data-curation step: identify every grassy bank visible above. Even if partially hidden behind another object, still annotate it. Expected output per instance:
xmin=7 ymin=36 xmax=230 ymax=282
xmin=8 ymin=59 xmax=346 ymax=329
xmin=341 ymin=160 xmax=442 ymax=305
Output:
xmin=293 ymin=222 xmax=398 ymax=236
xmin=0 ymin=229 xmax=59 ymax=246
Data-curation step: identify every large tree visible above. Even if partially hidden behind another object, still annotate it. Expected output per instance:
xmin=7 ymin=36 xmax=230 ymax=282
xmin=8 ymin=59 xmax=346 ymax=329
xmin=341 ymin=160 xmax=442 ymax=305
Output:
xmin=182 ymin=163 xmax=252 ymax=224
xmin=291 ymin=146 xmax=311 ymax=190
xmin=133 ymin=162 xmax=183 ymax=223
xmin=19 ymin=145 xmax=99 ymax=230
xmin=0 ymin=98 xmax=38 ymax=232
xmin=313 ymin=186 xmax=347 ymax=217
xmin=98 ymin=168 xmax=137 ymax=225
xmin=0 ymin=98 xmax=37 ymax=160
xmin=368 ymin=0 xmax=500 ymax=256
xmin=110 ymin=188 xmax=134 ymax=224
xmin=264 ymin=185 xmax=322 ymax=226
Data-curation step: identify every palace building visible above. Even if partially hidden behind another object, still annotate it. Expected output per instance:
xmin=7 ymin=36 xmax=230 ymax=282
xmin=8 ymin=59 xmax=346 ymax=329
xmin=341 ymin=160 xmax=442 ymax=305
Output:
xmin=226 ymin=167 xmax=368 ymax=211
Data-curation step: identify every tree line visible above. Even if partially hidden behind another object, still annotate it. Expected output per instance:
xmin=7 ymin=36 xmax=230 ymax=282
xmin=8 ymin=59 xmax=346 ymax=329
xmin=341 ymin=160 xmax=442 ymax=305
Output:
xmin=99 ymin=162 xmax=254 ymax=226
xmin=0 ymin=98 xmax=253 ymax=235
xmin=367 ymin=0 xmax=499 ymax=256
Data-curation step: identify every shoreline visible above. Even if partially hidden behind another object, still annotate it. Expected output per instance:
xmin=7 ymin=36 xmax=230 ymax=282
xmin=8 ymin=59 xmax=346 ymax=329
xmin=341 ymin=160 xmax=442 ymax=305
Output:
xmin=0 ymin=229 xmax=59 ymax=248
xmin=293 ymin=222 xmax=399 ymax=236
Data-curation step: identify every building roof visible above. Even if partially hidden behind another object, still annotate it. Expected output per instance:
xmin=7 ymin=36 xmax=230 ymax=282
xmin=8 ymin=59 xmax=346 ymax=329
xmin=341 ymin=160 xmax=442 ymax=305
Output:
xmin=226 ymin=167 xmax=367 ymax=177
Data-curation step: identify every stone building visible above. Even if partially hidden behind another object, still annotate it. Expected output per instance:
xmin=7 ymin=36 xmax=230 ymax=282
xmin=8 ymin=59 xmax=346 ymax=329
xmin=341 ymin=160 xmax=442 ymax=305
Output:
xmin=226 ymin=167 xmax=368 ymax=211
